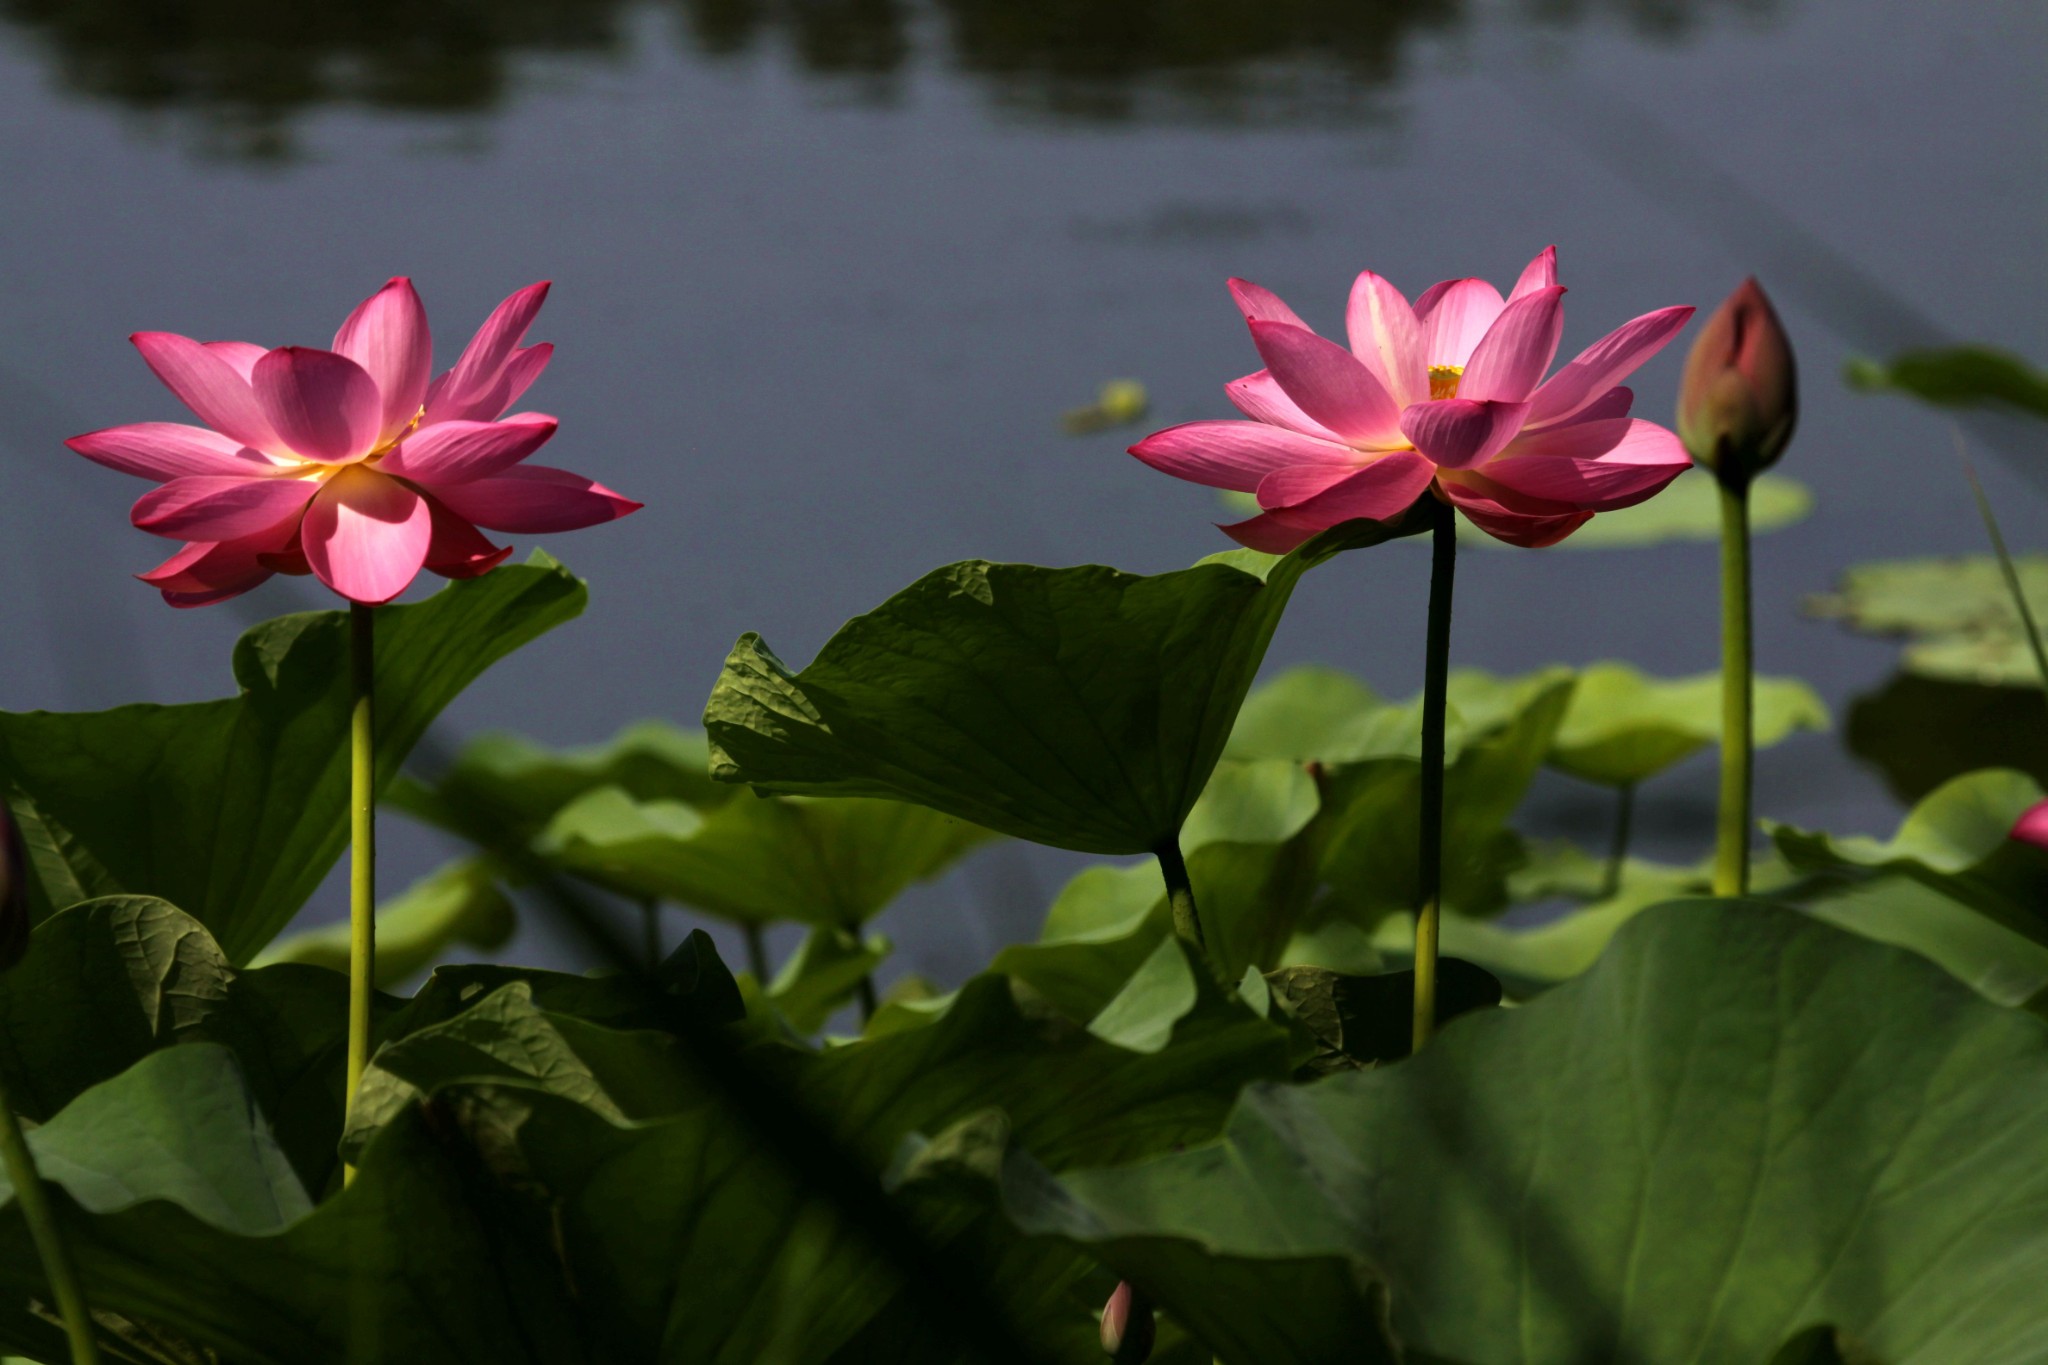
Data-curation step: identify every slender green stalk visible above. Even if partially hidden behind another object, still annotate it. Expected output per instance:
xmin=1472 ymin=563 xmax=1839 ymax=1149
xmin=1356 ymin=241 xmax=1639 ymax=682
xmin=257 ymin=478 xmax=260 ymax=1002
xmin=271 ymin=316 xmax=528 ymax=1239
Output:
xmin=640 ymin=897 xmax=662 ymax=970
xmin=1153 ymin=840 xmax=1206 ymax=953
xmin=854 ymin=970 xmax=879 ymax=1024
xmin=743 ymin=922 xmax=771 ymax=982
xmin=1713 ymin=481 xmax=1753 ymax=897
xmin=1956 ymin=432 xmax=2048 ymax=701
xmin=1412 ymin=497 xmax=1457 ymax=1052
xmin=0 ymin=1070 xmax=100 ymax=1364
xmin=344 ymin=602 xmax=377 ymax=1185
xmin=1602 ymin=783 xmax=1636 ymax=901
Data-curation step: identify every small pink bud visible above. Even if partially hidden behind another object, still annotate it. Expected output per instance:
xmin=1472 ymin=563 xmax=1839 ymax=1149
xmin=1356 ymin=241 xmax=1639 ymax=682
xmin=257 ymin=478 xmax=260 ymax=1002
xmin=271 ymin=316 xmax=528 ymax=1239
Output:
xmin=2011 ymin=800 xmax=2048 ymax=852
xmin=1677 ymin=277 xmax=1797 ymax=486
xmin=1100 ymin=1280 xmax=1155 ymax=1363
xmin=0 ymin=802 xmax=28 ymax=971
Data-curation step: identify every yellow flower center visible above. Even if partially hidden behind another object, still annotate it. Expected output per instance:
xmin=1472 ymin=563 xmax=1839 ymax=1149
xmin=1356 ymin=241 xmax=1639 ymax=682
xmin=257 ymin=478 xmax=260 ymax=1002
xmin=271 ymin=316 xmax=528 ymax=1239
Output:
xmin=1428 ymin=364 xmax=1464 ymax=401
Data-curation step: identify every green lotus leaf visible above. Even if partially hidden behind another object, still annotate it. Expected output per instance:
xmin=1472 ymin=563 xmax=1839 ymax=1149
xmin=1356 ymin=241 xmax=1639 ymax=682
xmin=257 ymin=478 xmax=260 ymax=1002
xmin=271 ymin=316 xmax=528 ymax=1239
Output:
xmin=1808 ymin=553 xmax=2048 ymax=686
xmin=0 ymin=896 xmax=393 ymax=1195
xmin=1316 ymin=669 xmax=1576 ymax=923
xmin=1771 ymin=767 xmax=2048 ymax=947
xmin=1547 ymin=662 xmax=1828 ymax=788
xmin=972 ymin=901 xmax=2048 ymax=1363
xmin=702 ymin=518 xmax=1421 ymax=856
xmin=1845 ymin=344 xmax=2048 ymax=419
xmin=536 ymin=787 xmax=990 ymax=927
xmin=388 ymin=719 xmax=732 ymax=841
xmin=0 ymin=556 xmax=584 ymax=962
xmin=768 ymin=925 xmax=893 ymax=1035
xmin=253 ymin=858 xmax=514 ymax=988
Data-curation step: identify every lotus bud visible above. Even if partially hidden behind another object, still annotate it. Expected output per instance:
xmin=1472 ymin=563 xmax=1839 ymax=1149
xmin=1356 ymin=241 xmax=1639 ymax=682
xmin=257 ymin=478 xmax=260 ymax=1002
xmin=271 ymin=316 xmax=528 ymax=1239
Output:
xmin=1099 ymin=1280 xmax=1155 ymax=1362
xmin=0 ymin=802 xmax=28 ymax=971
xmin=2011 ymin=800 xmax=2048 ymax=851
xmin=1677 ymin=277 xmax=1797 ymax=487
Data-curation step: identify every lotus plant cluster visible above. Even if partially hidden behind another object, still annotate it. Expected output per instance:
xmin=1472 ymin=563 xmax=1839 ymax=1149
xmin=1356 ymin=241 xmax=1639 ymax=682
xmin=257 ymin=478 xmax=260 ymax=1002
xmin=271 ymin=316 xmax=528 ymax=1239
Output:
xmin=10 ymin=249 xmax=2039 ymax=1365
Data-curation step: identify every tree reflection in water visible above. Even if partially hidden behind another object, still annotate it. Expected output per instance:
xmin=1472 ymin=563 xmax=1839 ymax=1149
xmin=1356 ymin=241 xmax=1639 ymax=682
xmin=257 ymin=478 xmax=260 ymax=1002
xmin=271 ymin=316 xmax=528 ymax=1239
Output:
xmin=1 ymin=0 xmax=1779 ymax=157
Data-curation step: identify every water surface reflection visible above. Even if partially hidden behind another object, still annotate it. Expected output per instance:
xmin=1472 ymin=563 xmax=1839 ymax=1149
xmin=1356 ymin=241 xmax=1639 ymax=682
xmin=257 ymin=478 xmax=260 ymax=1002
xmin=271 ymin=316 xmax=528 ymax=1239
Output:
xmin=4 ymin=0 xmax=1780 ymax=156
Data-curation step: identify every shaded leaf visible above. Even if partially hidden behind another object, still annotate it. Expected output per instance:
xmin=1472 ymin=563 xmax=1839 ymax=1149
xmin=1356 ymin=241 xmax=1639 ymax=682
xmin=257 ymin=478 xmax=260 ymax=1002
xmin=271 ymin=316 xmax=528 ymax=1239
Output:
xmin=979 ymin=901 xmax=2048 ymax=1364
xmin=538 ymin=788 xmax=990 ymax=927
xmin=1316 ymin=670 xmax=1577 ymax=923
xmin=253 ymin=857 xmax=514 ymax=987
xmin=769 ymin=925 xmax=891 ymax=1035
xmin=0 ymin=896 xmax=380 ymax=1195
xmin=1263 ymin=958 xmax=1500 ymax=1071
xmin=1845 ymin=345 xmax=2048 ymax=419
xmin=0 ymin=557 xmax=584 ymax=962
xmin=702 ymin=518 xmax=1423 ymax=856
xmin=1771 ymin=767 xmax=2048 ymax=946
xmin=1547 ymin=663 xmax=1828 ymax=788
xmin=387 ymin=719 xmax=732 ymax=841
xmin=1845 ymin=671 xmax=2048 ymax=803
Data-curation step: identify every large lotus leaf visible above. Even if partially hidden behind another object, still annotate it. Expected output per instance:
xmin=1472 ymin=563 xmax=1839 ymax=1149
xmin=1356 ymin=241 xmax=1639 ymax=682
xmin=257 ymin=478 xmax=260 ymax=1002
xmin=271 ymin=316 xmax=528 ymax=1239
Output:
xmin=337 ymin=948 xmax=1290 ymax=1364
xmin=994 ymin=756 xmax=1323 ymax=1018
xmin=965 ymin=900 xmax=2048 ymax=1364
xmin=1845 ymin=345 xmax=2048 ymax=419
xmin=1547 ymin=663 xmax=1828 ymax=788
xmin=0 ymin=1045 xmax=592 ymax=1365
xmin=0 ymin=896 xmax=389 ymax=1195
xmin=0 ymin=557 xmax=584 ymax=963
xmin=375 ymin=927 xmax=746 ymax=1042
xmin=1375 ymin=855 xmax=1706 ymax=997
xmin=1222 ymin=665 xmax=1382 ymax=763
xmin=536 ymin=788 xmax=991 ymax=927
xmin=702 ymin=519 xmax=1420 ymax=856
xmin=1315 ymin=669 xmax=1576 ymax=923
xmin=1794 ymin=869 xmax=2048 ymax=1011
xmin=1772 ymin=767 xmax=2048 ymax=946
xmin=768 ymin=925 xmax=893 ymax=1035
xmin=252 ymin=857 xmax=514 ymax=987
xmin=1808 ymin=554 xmax=2048 ymax=686
xmin=387 ymin=719 xmax=733 ymax=842
xmin=1846 ymin=671 xmax=2048 ymax=803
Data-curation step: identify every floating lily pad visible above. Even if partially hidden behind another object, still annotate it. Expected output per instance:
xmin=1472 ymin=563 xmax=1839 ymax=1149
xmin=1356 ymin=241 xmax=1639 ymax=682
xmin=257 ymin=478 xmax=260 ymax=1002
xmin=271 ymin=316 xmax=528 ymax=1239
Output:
xmin=1808 ymin=554 xmax=2048 ymax=686
xmin=1547 ymin=662 xmax=1829 ymax=788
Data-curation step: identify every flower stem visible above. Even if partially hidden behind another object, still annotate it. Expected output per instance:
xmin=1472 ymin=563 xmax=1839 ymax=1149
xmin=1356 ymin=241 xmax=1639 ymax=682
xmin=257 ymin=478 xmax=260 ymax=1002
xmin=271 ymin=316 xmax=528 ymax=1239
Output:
xmin=743 ymin=922 xmax=771 ymax=983
xmin=1714 ymin=480 xmax=1753 ymax=897
xmin=344 ymin=602 xmax=377 ymax=1185
xmin=0 ymin=1070 xmax=101 ymax=1365
xmin=1412 ymin=497 xmax=1457 ymax=1053
xmin=1153 ymin=840 xmax=1206 ymax=955
xmin=640 ymin=897 xmax=662 ymax=970
xmin=1602 ymin=783 xmax=1636 ymax=901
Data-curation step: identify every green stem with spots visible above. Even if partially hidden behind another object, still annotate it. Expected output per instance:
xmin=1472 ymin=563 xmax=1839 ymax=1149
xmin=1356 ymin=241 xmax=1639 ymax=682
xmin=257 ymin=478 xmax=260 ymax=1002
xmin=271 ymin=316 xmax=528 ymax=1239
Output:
xmin=0 ymin=1068 xmax=101 ymax=1365
xmin=1714 ymin=481 xmax=1753 ymax=898
xmin=344 ymin=602 xmax=376 ymax=1184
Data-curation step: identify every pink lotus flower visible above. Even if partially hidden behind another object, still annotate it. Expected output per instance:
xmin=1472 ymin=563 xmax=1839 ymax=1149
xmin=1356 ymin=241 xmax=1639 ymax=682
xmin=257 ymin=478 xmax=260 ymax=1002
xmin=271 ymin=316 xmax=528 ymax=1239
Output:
xmin=2011 ymin=800 xmax=2048 ymax=851
xmin=67 ymin=278 xmax=641 ymax=607
xmin=1129 ymin=248 xmax=1696 ymax=550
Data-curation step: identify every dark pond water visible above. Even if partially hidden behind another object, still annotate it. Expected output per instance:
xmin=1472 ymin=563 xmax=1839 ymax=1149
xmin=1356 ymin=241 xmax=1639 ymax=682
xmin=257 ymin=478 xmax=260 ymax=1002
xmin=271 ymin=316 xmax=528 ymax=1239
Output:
xmin=1 ymin=0 xmax=2042 ymax=984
